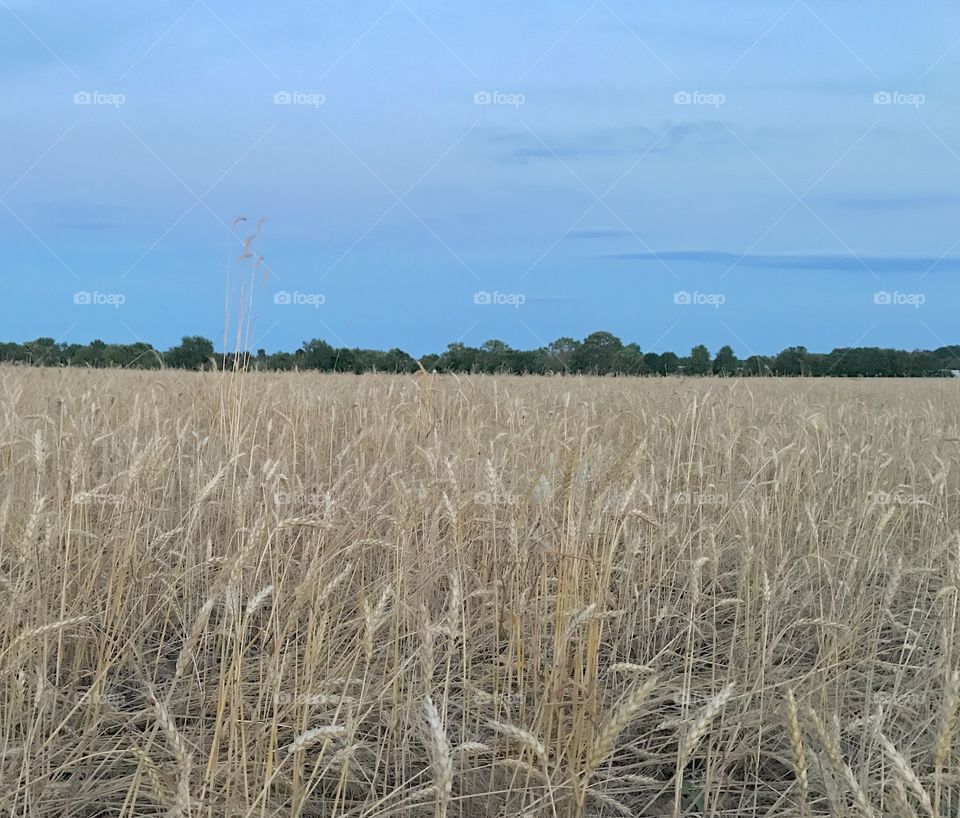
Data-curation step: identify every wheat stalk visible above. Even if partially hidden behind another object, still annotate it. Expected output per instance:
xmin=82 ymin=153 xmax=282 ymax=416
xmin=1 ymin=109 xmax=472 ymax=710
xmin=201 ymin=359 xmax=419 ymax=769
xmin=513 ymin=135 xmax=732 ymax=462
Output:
xmin=150 ymin=694 xmax=194 ymax=817
xmin=934 ymin=668 xmax=960 ymax=814
xmin=785 ymin=689 xmax=809 ymax=817
xmin=806 ymin=707 xmax=876 ymax=818
xmin=244 ymin=584 xmax=274 ymax=617
xmin=286 ymin=725 xmax=347 ymax=755
xmin=587 ymin=675 xmax=658 ymax=772
xmin=489 ymin=720 xmax=548 ymax=767
xmin=678 ymin=683 xmax=735 ymax=765
xmin=876 ymin=732 xmax=934 ymax=818
xmin=423 ymin=696 xmax=452 ymax=818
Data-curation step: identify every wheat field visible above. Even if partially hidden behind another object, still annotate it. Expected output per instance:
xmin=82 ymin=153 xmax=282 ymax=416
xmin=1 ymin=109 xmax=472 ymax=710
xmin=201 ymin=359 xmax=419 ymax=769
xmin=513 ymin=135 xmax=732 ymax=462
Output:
xmin=1 ymin=367 xmax=958 ymax=817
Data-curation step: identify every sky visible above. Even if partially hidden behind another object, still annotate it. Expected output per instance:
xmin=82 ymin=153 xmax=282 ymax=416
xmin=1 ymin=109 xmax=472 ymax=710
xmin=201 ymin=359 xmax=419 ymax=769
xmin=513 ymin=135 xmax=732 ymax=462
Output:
xmin=2 ymin=0 xmax=960 ymax=358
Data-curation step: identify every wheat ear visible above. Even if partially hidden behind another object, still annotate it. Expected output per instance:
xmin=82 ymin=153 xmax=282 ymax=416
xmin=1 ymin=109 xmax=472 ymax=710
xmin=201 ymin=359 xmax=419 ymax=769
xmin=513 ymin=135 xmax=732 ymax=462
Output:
xmin=934 ymin=669 xmax=960 ymax=815
xmin=587 ymin=675 xmax=658 ymax=773
xmin=286 ymin=725 xmax=347 ymax=755
xmin=785 ymin=689 xmax=809 ymax=817
xmin=678 ymin=683 xmax=735 ymax=766
xmin=489 ymin=720 xmax=548 ymax=767
xmin=876 ymin=732 xmax=934 ymax=818
xmin=424 ymin=696 xmax=452 ymax=818
xmin=805 ymin=707 xmax=876 ymax=818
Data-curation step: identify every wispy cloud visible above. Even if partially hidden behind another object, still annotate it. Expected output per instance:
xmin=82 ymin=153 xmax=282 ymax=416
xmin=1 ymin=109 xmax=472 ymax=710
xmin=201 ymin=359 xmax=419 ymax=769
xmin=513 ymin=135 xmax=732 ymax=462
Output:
xmin=58 ymin=222 xmax=124 ymax=232
xmin=812 ymin=192 xmax=960 ymax=210
xmin=567 ymin=228 xmax=637 ymax=239
xmin=604 ymin=249 xmax=960 ymax=273
xmin=486 ymin=122 xmax=733 ymax=163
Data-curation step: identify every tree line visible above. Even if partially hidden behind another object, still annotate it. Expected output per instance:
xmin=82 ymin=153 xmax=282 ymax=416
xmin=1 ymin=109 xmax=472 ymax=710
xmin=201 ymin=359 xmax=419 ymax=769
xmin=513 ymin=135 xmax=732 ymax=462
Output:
xmin=2 ymin=333 xmax=960 ymax=377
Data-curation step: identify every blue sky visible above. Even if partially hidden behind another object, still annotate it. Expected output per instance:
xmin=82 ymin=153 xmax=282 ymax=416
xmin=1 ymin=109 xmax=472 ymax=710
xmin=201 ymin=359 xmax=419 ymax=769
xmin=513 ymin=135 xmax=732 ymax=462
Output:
xmin=2 ymin=0 xmax=960 ymax=357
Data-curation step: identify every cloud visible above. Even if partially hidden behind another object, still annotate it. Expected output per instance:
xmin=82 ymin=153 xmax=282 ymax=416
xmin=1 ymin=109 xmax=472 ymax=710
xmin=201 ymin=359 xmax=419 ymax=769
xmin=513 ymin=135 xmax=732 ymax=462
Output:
xmin=567 ymin=229 xmax=637 ymax=239
xmin=486 ymin=122 xmax=733 ymax=163
xmin=603 ymin=249 xmax=960 ymax=273
xmin=59 ymin=222 xmax=124 ymax=232
xmin=812 ymin=193 xmax=960 ymax=210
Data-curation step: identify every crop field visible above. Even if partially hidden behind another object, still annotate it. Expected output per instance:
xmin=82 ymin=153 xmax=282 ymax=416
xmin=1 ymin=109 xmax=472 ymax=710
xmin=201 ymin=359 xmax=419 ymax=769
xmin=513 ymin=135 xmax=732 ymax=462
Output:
xmin=1 ymin=367 xmax=958 ymax=817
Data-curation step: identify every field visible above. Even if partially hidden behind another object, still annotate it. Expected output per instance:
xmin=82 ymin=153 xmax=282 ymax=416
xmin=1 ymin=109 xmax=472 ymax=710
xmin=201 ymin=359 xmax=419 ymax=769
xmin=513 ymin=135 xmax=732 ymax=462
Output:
xmin=1 ymin=368 xmax=958 ymax=818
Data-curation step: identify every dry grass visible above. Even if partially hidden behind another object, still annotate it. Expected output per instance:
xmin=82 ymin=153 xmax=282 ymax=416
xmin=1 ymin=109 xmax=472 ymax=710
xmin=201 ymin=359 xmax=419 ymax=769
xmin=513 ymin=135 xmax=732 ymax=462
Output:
xmin=1 ymin=367 xmax=959 ymax=817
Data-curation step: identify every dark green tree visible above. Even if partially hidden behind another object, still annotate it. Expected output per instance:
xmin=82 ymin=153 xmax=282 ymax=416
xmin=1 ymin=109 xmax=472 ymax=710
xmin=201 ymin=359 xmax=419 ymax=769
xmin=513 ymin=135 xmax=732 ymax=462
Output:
xmin=164 ymin=336 xmax=214 ymax=370
xmin=571 ymin=331 xmax=623 ymax=374
xmin=688 ymin=344 xmax=711 ymax=375
xmin=300 ymin=339 xmax=336 ymax=370
xmin=614 ymin=343 xmax=644 ymax=375
xmin=773 ymin=346 xmax=809 ymax=376
xmin=713 ymin=345 xmax=738 ymax=375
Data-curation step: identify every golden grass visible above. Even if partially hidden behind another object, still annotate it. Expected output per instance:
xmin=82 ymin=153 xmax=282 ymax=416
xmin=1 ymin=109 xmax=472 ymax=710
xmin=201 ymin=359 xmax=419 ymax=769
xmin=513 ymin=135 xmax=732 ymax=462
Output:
xmin=1 ymin=367 xmax=959 ymax=816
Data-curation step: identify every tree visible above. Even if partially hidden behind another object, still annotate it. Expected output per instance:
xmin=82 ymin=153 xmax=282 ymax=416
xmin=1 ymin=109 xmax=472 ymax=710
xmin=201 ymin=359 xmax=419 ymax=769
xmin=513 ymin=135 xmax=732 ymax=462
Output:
xmin=478 ymin=339 xmax=513 ymax=373
xmin=300 ymin=339 xmax=336 ymax=370
xmin=773 ymin=346 xmax=808 ymax=376
xmin=688 ymin=344 xmax=711 ymax=375
xmin=266 ymin=351 xmax=296 ymax=370
xmin=164 ymin=336 xmax=214 ymax=370
xmin=571 ymin=332 xmax=623 ymax=374
xmin=0 ymin=342 xmax=28 ymax=363
xmin=377 ymin=348 xmax=417 ymax=373
xmin=435 ymin=342 xmax=479 ymax=372
xmin=742 ymin=355 xmax=771 ymax=376
xmin=713 ymin=345 xmax=737 ymax=375
xmin=70 ymin=339 xmax=107 ymax=367
xmin=4 ymin=330 xmax=960 ymax=378
xmin=24 ymin=337 xmax=63 ymax=365
xmin=544 ymin=337 xmax=580 ymax=372
xmin=104 ymin=342 xmax=159 ymax=368
xmin=614 ymin=343 xmax=644 ymax=375
xmin=659 ymin=351 xmax=681 ymax=374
